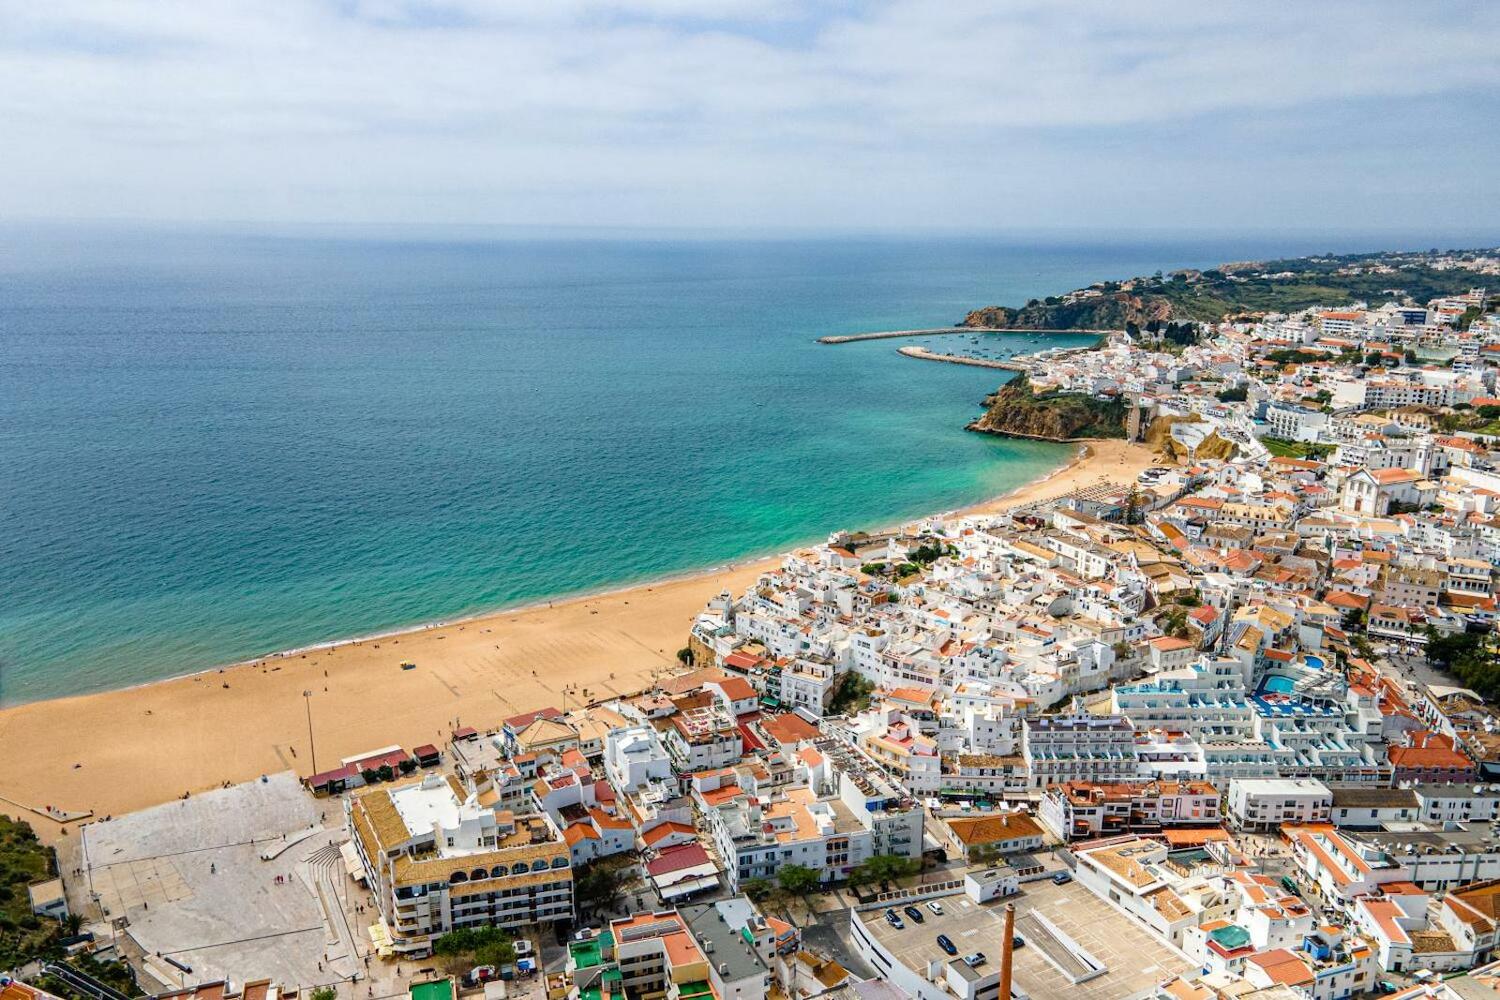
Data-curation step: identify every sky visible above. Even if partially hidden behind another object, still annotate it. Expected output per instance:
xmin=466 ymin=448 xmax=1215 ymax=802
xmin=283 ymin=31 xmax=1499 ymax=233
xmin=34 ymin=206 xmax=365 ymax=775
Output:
xmin=2 ymin=0 xmax=1499 ymax=232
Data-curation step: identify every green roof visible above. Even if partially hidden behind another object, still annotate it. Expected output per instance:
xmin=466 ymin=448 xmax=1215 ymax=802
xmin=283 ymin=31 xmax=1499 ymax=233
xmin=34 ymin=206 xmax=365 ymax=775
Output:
xmin=1209 ymin=924 xmax=1251 ymax=950
xmin=678 ymin=981 xmax=713 ymax=1000
xmin=409 ymin=981 xmax=453 ymax=1000
xmin=570 ymin=938 xmax=605 ymax=969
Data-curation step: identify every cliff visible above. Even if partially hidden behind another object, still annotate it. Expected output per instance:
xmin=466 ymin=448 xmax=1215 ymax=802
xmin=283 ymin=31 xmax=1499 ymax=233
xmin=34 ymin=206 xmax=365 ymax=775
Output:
xmin=963 ymin=292 xmax=1172 ymax=331
xmin=1145 ymin=414 xmax=1238 ymax=463
xmin=966 ymin=374 xmax=1127 ymax=441
xmin=961 ymin=247 xmax=1500 ymax=330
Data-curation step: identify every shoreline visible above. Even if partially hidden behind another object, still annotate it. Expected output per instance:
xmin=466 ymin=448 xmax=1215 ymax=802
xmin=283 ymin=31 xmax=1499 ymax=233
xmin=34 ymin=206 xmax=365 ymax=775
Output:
xmin=0 ymin=443 xmax=1086 ymax=713
xmin=0 ymin=468 xmax=1060 ymax=713
xmin=0 ymin=438 xmax=1156 ymax=841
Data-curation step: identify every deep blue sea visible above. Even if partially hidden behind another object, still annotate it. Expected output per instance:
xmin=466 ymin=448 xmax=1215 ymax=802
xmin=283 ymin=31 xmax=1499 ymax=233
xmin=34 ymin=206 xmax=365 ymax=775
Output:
xmin=0 ymin=225 xmax=1485 ymax=704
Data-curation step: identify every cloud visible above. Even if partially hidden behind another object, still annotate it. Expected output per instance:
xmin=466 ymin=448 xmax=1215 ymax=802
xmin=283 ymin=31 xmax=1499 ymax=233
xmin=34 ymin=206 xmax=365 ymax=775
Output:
xmin=0 ymin=0 xmax=1497 ymax=228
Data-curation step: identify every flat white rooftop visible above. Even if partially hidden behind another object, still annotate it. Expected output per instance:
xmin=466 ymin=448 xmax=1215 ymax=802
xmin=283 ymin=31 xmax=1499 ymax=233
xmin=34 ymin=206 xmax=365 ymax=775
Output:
xmin=389 ymin=775 xmax=486 ymax=849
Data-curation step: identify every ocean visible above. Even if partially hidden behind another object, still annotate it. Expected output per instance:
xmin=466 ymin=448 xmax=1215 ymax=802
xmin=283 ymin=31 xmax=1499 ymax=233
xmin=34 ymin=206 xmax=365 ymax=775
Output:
xmin=0 ymin=225 xmax=1473 ymax=705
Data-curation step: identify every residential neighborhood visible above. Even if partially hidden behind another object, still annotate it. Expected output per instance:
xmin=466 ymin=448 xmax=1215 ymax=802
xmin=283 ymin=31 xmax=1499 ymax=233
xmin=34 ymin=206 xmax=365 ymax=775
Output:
xmin=12 ymin=275 xmax=1500 ymax=1000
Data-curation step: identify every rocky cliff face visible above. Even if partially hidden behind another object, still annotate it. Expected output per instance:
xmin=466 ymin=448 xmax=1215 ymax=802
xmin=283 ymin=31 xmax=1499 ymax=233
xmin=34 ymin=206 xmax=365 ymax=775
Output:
xmin=963 ymin=292 xmax=1173 ymax=330
xmin=967 ymin=375 xmax=1127 ymax=441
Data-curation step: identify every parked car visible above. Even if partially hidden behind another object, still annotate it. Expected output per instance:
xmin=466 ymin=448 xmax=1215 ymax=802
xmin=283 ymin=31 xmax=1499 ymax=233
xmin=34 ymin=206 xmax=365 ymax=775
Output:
xmin=1012 ymin=936 xmax=1025 ymax=950
xmin=885 ymin=909 xmax=905 ymax=929
xmin=936 ymin=934 xmax=958 ymax=956
xmin=903 ymin=905 xmax=925 ymax=924
xmin=926 ymin=900 xmax=944 ymax=915
xmin=1051 ymin=871 xmax=1072 ymax=884
xmin=963 ymin=953 xmax=987 ymax=968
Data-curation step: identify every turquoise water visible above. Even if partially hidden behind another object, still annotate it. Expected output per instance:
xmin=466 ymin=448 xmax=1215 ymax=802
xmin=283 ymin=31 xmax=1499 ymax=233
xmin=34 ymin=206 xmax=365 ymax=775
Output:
xmin=1262 ymin=677 xmax=1296 ymax=695
xmin=0 ymin=226 xmax=1457 ymax=705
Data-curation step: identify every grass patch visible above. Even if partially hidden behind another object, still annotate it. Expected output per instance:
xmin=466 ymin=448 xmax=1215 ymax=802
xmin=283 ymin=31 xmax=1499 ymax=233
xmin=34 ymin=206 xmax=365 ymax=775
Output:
xmin=1261 ymin=437 xmax=1336 ymax=459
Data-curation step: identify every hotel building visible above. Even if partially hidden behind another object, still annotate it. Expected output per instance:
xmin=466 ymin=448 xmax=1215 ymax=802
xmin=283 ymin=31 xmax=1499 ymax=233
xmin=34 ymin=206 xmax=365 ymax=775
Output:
xmin=348 ymin=773 xmax=573 ymax=956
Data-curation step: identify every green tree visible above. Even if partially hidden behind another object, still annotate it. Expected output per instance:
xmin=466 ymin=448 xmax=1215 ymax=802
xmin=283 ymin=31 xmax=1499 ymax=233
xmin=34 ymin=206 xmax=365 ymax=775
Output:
xmin=828 ymin=673 xmax=876 ymax=716
xmin=777 ymin=864 xmax=821 ymax=897
xmin=742 ymin=877 xmax=777 ymax=903
xmin=575 ymin=863 xmax=628 ymax=914
xmin=853 ymin=854 xmax=920 ymax=888
xmin=475 ymin=939 xmax=517 ymax=969
xmin=0 ymin=815 xmax=60 ymax=970
xmin=433 ymin=926 xmax=515 ymax=957
xmin=311 ymin=988 xmax=338 ymax=1000
xmin=676 ymin=647 xmax=694 ymax=665
xmin=1161 ymin=607 xmax=1191 ymax=640
xmin=1425 ymin=627 xmax=1500 ymax=699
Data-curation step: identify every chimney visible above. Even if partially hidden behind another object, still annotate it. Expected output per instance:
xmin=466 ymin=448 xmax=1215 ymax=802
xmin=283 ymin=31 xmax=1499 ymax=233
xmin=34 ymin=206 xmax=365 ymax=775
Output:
xmin=1000 ymin=903 xmax=1015 ymax=1000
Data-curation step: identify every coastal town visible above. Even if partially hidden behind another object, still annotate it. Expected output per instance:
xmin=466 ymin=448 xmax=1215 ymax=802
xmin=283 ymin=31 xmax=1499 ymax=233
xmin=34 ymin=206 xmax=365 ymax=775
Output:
xmin=15 ymin=256 xmax=1500 ymax=1000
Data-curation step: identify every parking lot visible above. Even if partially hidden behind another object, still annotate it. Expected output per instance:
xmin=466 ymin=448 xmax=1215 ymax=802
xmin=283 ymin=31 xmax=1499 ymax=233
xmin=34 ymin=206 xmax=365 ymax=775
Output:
xmin=861 ymin=878 xmax=1193 ymax=1000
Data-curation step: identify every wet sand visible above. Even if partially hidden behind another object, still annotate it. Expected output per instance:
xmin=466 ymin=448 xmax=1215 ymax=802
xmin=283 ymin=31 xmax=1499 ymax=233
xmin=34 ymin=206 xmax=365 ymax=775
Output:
xmin=0 ymin=439 xmax=1156 ymax=841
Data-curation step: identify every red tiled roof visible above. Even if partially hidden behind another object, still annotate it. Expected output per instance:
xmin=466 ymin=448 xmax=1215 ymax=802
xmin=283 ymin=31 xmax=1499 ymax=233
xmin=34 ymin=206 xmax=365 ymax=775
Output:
xmin=504 ymin=706 xmax=563 ymax=730
xmin=760 ymin=713 xmax=821 ymax=746
xmin=646 ymin=842 xmax=712 ymax=876
xmin=713 ymin=677 xmax=757 ymax=701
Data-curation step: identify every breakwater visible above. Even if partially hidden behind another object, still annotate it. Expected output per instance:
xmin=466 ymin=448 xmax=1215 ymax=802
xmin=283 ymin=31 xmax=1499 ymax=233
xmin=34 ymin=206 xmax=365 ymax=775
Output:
xmin=896 ymin=346 xmax=1027 ymax=370
xmin=818 ymin=326 xmax=1118 ymax=344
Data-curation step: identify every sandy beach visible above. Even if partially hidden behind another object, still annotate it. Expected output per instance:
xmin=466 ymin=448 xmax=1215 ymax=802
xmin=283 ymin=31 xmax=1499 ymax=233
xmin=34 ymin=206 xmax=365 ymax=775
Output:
xmin=0 ymin=439 xmax=1156 ymax=841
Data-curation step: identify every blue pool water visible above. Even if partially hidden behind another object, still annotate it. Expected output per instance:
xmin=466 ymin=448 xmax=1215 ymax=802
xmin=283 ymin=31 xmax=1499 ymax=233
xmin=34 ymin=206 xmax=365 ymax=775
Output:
xmin=1262 ymin=676 xmax=1296 ymax=695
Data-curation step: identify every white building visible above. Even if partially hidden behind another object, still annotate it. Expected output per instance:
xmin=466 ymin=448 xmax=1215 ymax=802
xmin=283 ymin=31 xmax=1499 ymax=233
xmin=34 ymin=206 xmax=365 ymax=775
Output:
xmin=1265 ymin=402 xmax=1330 ymax=443
xmin=1022 ymin=714 xmax=1139 ymax=790
xmin=605 ymin=725 xmax=674 ymax=793
xmin=1227 ymin=777 xmax=1332 ymax=831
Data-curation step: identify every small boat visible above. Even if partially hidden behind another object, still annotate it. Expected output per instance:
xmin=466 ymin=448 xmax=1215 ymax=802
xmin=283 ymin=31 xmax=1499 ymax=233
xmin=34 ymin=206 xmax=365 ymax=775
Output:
xmin=400 ymin=661 xmax=417 ymax=670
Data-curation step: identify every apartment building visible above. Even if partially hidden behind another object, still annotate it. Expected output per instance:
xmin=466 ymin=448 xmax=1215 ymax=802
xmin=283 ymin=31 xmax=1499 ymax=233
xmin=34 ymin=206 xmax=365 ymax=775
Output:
xmin=1022 ymin=714 xmax=1140 ymax=790
xmin=1112 ymin=658 xmax=1256 ymax=741
xmin=657 ymin=691 xmax=744 ymax=772
xmin=694 ymin=737 xmax=922 ymax=891
xmin=1227 ymin=777 xmax=1332 ymax=831
xmin=347 ymin=773 xmax=573 ymax=955
xmin=1039 ymin=780 xmax=1221 ymax=841
xmin=1265 ymin=402 xmax=1330 ymax=443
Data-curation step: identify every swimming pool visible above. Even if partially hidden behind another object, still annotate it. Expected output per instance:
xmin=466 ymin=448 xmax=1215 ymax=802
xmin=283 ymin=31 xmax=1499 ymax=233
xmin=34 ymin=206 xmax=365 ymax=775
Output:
xmin=1304 ymin=655 xmax=1326 ymax=670
xmin=1262 ymin=676 xmax=1296 ymax=694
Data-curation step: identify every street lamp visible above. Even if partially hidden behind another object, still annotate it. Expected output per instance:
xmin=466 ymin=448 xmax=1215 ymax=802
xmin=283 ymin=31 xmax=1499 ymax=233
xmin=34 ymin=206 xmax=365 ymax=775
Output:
xmin=304 ymin=689 xmax=318 ymax=775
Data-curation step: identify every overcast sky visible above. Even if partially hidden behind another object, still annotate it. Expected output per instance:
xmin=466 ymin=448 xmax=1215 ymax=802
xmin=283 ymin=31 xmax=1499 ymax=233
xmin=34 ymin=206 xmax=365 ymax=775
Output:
xmin=3 ymin=1 xmax=1498 ymax=232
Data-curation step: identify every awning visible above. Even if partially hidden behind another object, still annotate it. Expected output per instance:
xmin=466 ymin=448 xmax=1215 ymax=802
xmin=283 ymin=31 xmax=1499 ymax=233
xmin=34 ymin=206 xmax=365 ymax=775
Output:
xmin=368 ymin=920 xmax=395 ymax=958
xmin=341 ymin=840 xmax=367 ymax=883
xmin=654 ymin=874 xmax=720 ymax=900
